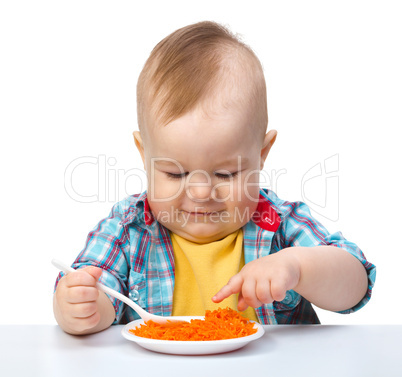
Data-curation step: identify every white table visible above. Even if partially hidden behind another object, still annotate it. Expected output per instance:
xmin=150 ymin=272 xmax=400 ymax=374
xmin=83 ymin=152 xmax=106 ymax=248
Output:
xmin=1 ymin=325 xmax=401 ymax=377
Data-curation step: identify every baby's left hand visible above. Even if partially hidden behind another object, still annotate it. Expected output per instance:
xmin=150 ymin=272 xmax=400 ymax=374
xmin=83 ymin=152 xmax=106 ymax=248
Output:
xmin=212 ymin=250 xmax=301 ymax=311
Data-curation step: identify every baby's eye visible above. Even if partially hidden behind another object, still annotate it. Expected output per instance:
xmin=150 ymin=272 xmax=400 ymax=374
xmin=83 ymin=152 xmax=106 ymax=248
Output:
xmin=165 ymin=172 xmax=188 ymax=180
xmin=215 ymin=171 xmax=239 ymax=181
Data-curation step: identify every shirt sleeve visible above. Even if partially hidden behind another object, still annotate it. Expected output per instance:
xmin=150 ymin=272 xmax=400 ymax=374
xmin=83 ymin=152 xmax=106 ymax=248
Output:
xmin=273 ymin=200 xmax=376 ymax=314
xmin=54 ymin=200 xmax=131 ymax=323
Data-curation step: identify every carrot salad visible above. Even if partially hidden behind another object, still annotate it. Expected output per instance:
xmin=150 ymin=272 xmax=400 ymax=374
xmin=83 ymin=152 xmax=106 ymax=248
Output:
xmin=129 ymin=307 xmax=258 ymax=341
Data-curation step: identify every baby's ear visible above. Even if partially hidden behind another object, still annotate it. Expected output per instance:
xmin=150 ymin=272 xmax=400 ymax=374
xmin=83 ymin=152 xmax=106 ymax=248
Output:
xmin=133 ymin=131 xmax=146 ymax=169
xmin=260 ymin=129 xmax=277 ymax=170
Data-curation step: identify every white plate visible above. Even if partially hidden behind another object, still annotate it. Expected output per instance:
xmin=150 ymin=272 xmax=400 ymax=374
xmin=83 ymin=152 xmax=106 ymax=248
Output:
xmin=121 ymin=316 xmax=265 ymax=355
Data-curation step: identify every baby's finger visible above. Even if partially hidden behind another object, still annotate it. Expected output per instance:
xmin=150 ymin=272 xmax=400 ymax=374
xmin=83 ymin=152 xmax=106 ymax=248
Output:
xmin=270 ymin=278 xmax=288 ymax=302
xmin=69 ymin=302 xmax=98 ymax=319
xmin=256 ymin=279 xmax=273 ymax=304
xmin=240 ymin=278 xmax=262 ymax=308
xmin=65 ymin=267 xmax=102 ymax=288
xmin=237 ymin=292 xmax=249 ymax=312
xmin=212 ymin=274 xmax=243 ymax=303
xmin=66 ymin=286 xmax=99 ymax=304
xmin=67 ymin=312 xmax=101 ymax=333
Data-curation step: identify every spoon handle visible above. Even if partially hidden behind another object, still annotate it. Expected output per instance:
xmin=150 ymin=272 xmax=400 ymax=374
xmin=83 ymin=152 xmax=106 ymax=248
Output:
xmin=51 ymin=259 xmax=150 ymax=321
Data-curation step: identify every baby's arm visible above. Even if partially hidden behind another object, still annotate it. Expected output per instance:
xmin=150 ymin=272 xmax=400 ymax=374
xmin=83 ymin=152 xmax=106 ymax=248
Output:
xmin=53 ymin=267 xmax=115 ymax=335
xmin=212 ymin=246 xmax=368 ymax=312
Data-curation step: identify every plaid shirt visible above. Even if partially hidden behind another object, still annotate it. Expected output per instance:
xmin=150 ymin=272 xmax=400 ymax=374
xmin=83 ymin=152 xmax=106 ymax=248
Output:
xmin=55 ymin=189 xmax=376 ymax=325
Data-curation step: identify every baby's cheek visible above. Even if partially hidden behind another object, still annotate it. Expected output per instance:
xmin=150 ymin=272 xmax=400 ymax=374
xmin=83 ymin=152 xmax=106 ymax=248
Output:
xmin=149 ymin=180 xmax=185 ymax=201
xmin=233 ymin=179 xmax=260 ymax=221
xmin=242 ymin=172 xmax=260 ymax=202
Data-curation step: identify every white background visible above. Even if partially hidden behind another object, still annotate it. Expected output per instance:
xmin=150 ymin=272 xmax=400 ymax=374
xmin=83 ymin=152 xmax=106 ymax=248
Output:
xmin=1 ymin=0 xmax=401 ymax=325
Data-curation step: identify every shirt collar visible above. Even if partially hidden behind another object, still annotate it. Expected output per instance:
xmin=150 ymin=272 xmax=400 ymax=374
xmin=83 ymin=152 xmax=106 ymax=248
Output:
xmin=120 ymin=191 xmax=155 ymax=227
xmin=251 ymin=190 xmax=282 ymax=233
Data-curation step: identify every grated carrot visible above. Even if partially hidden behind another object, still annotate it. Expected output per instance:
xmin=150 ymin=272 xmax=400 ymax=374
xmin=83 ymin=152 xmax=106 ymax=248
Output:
xmin=129 ymin=307 xmax=258 ymax=341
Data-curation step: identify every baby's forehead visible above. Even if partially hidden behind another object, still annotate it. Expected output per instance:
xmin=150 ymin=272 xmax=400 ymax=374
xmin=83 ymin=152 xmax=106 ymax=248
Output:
xmin=146 ymin=103 xmax=260 ymax=160
xmin=147 ymin=92 xmax=253 ymax=137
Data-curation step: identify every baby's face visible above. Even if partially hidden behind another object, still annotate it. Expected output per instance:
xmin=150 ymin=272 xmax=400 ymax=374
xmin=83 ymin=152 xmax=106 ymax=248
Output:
xmin=137 ymin=102 xmax=270 ymax=243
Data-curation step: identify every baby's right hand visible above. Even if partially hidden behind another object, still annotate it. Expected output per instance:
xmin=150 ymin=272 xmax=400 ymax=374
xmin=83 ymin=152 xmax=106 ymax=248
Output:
xmin=54 ymin=266 xmax=103 ymax=334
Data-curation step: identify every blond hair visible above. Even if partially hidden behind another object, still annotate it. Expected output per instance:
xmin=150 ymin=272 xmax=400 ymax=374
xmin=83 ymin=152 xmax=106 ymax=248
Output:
xmin=137 ymin=21 xmax=268 ymax=138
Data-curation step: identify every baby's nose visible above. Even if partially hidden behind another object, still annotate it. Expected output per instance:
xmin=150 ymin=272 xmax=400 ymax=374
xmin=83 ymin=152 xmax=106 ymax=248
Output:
xmin=186 ymin=172 xmax=213 ymax=202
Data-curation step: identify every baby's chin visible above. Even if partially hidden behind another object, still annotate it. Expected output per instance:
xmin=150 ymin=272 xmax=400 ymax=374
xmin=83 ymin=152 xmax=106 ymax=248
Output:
xmin=163 ymin=221 xmax=238 ymax=244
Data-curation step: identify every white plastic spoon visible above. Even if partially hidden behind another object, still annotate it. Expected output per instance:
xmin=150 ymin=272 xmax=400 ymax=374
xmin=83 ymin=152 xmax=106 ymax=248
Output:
xmin=52 ymin=259 xmax=187 ymax=325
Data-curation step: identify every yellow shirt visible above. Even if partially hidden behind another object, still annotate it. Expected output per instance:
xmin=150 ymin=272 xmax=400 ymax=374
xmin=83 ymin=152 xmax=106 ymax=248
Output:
xmin=170 ymin=229 xmax=258 ymax=322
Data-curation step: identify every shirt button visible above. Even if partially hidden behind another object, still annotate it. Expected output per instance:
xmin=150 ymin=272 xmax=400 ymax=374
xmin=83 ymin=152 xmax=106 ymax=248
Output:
xmin=282 ymin=292 xmax=292 ymax=305
xmin=129 ymin=286 xmax=140 ymax=302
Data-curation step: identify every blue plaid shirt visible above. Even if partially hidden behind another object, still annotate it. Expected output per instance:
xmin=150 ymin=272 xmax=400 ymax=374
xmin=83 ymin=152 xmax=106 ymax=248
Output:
xmin=55 ymin=189 xmax=376 ymax=324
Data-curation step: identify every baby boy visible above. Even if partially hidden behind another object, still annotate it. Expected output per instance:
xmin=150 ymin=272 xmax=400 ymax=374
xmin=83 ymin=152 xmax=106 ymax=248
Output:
xmin=54 ymin=21 xmax=376 ymax=334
